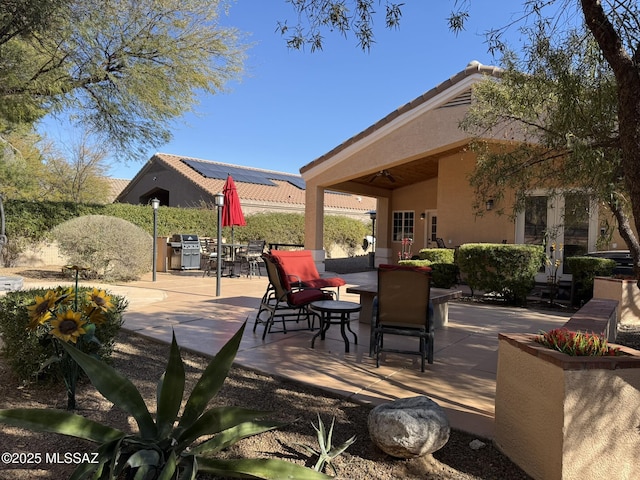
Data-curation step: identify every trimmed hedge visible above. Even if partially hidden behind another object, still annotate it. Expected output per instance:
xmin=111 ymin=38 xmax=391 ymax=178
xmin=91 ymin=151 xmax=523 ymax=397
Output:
xmin=565 ymin=256 xmax=616 ymax=306
xmin=457 ymin=243 xmax=544 ymax=305
xmin=417 ymin=248 xmax=455 ymax=263
xmin=398 ymin=258 xmax=460 ymax=289
xmin=2 ymin=200 xmax=369 ymax=266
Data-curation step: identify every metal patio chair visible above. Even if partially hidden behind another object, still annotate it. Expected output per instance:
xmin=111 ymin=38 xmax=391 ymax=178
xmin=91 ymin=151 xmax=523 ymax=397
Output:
xmin=371 ymin=264 xmax=433 ymax=372
xmin=254 ymin=253 xmax=332 ymax=339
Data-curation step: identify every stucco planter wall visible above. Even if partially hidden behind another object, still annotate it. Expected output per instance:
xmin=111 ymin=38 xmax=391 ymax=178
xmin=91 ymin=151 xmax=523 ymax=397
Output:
xmin=593 ymin=276 xmax=640 ymax=327
xmin=495 ymin=333 xmax=640 ymax=480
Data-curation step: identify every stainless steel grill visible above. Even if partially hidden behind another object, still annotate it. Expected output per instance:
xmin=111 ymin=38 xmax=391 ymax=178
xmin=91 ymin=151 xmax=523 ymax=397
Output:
xmin=170 ymin=234 xmax=201 ymax=270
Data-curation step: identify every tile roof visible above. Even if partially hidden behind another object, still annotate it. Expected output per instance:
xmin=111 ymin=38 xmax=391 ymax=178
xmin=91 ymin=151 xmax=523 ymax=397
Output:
xmin=104 ymin=177 xmax=130 ymax=203
xmin=300 ymin=61 xmax=502 ymax=174
xmin=150 ymin=153 xmax=375 ymax=211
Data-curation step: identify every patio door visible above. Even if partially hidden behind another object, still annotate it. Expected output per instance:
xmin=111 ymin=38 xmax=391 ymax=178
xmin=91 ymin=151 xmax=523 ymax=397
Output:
xmin=423 ymin=210 xmax=438 ymax=248
xmin=515 ymin=192 xmax=598 ymax=281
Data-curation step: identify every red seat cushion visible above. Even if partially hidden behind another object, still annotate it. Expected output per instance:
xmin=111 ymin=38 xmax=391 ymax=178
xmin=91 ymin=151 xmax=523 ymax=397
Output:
xmin=303 ymin=277 xmax=346 ymax=289
xmin=288 ymin=288 xmax=332 ymax=306
xmin=270 ymin=250 xmax=345 ymax=291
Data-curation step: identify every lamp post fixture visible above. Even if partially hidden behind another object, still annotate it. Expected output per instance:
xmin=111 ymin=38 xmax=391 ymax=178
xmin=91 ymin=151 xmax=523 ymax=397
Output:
xmin=151 ymin=198 xmax=160 ymax=282
xmin=213 ymin=192 xmax=224 ymax=296
xmin=368 ymin=210 xmax=376 ymax=268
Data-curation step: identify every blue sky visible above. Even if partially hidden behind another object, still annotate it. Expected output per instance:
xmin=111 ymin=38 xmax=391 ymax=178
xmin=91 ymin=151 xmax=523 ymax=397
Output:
xmin=41 ymin=1 xmax=528 ymax=179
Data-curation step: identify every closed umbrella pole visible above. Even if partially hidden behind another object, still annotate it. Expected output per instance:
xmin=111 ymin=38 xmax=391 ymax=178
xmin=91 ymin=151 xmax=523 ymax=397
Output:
xmin=222 ymin=175 xmax=246 ymax=274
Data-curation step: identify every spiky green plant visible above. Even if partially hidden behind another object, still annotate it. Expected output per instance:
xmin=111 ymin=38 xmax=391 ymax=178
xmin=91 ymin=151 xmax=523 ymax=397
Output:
xmin=0 ymin=323 xmax=330 ymax=479
xmin=298 ymin=414 xmax=356 ymax=475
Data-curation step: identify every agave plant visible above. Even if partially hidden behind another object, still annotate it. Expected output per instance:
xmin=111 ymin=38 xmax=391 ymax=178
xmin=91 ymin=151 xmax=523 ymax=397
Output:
xmin=0 ymin=323 xmax=330 ymax=479
xmin=298 ymin=414 xmax=356 ymax=475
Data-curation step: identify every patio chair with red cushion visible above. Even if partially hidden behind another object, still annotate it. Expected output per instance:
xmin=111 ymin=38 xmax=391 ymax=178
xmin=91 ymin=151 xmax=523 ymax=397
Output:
xmin=372 ymin=264 xmax=433 ymax=372
xmin=268 ymin=249 xmax=346 ymax=298
xmin=254 ymin=253 xmax=333 ymax=339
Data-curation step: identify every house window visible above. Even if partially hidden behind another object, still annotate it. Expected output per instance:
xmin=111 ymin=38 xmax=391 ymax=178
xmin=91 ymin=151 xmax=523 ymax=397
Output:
xmin=393 ymin=211 xmax=414 ymax=242
xmin=429 ymin=215 xmax=437 ymax=242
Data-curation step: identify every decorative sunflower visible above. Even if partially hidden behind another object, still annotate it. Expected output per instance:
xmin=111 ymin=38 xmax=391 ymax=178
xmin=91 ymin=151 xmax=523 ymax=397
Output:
xmin=50 ymin=310 xmax=87 ymax=344
xmin=86 ymin=288 xmax=114 ymax=312
xmin=26 ymin=290 xmax=59 ymax=329
xmin=83 ymin=304 xmax=106 ymax=325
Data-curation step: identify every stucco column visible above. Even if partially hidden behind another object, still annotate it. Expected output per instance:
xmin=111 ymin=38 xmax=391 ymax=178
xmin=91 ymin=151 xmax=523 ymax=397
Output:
xmin=304 ymin=182 xmax=326 ymax=270
xmin=374 ymin=197 xmax=392 ymax=266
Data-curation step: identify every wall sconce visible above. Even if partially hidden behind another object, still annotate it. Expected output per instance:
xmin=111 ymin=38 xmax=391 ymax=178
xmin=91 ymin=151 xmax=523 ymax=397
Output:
xmin=420 ymin=213 xmax=426 ymax=220
xmin=486 ymin=199 xmax=494 ymax=211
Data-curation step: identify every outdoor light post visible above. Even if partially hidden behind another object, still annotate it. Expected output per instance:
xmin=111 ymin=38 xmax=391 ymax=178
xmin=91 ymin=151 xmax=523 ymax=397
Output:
xmin=368 ymin=210 xmax=376 ymax=268
xmin=151 ymin=198 xmax=160 ymax=282
xmin=214 ymin=192 xmax=224 ymax=296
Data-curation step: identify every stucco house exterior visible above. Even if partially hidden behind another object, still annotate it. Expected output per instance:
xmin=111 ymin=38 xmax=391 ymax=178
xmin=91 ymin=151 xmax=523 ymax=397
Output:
xmin=116 ymin=153 xmax=375 ymax=220
xmin=300 ymin=61 xmax=630 ymax=280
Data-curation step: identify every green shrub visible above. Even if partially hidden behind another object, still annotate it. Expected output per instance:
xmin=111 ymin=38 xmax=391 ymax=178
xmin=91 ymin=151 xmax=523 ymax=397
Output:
xmin=565 ymin=256 xmax=616 ymax=306
xmin=398 ymin=259 xmax=432 ymax=268
xmin=430 ymin=263 xmax=460 ymax=289
xmin=457 ymin=243 xmax=544 ymax=305
xmin=0 ymin=287 xmax=127 ymax=382
xmin=52 ymin=215 xmax=152 ymax=281
xmin=397 ymin=259 xmax=459 ymax=288
xmin=417 ymin=248 xmax=455 ymax=263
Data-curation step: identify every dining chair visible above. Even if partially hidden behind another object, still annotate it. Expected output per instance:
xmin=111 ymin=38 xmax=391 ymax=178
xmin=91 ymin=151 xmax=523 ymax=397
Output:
xmin=237 ymin=239 xmax=266 ymax=278
xmin=371 ymin=264 xmax=433 ymax=372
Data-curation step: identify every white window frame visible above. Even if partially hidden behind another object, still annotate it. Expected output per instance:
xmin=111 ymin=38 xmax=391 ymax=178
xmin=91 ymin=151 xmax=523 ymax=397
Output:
xmin=392 ymin=211 xmax=415 ymax=242
xmin=515 ymin=190 xmax=599 ymax=280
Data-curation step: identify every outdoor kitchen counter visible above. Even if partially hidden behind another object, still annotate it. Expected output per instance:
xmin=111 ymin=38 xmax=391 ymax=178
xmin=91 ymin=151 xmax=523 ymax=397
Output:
xmin=346 ymin=284 xmax=463 ymax=328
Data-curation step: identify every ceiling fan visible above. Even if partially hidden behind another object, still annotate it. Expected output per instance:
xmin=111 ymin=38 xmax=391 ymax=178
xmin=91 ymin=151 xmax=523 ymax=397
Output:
xmin=368 ymin=169 xmax=396 ymax=183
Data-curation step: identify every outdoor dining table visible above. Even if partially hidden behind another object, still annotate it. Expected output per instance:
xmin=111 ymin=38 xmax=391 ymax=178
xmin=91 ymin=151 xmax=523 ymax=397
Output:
xmin=310 ymin=300 xmax=361 ymax=353
xmin=216 ymin=243 xmax=247 ymax=277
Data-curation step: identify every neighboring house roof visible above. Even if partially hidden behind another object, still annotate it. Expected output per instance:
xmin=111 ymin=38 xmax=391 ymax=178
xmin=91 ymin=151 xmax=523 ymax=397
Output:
xmin=104 ymin=178 xmax=130 ymax=203
xmin=116 ymin=153 xmax=375 ymax=213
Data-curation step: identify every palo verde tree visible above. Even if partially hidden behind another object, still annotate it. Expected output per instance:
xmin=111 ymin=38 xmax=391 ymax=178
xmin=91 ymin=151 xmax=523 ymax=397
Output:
xmin=459 ymin=26 xmax=640 ymax=277
xmin=282 ymin=0 xmax=640 ymax=282
xmin=0 ymin=0 xmax=245 ymax=159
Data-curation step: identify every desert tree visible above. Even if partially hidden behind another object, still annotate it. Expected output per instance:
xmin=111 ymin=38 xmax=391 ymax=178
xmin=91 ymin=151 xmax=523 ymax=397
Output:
xmin=42 ymin=132 xmax=111 ymax=204
xmin=283 ymin=0 xmax=640 ymax=280
xmin=460 ymin=28 xmax=639 ymax=273
xmin=0 ymin=0 xmax=246 ymax=159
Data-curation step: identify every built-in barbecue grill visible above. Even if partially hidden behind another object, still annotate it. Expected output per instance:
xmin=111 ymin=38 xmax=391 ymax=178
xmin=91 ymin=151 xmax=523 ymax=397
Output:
xmin=169 ymin=234 xmax=201 ymax=270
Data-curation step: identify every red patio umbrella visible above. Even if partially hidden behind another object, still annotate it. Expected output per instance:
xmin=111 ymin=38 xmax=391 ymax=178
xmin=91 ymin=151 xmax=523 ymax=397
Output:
xmin=222 ymin=175 xmax=246 ymax=258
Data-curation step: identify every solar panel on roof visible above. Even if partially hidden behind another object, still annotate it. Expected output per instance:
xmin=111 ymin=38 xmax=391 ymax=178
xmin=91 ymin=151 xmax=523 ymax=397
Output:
xmin=181 ymin=159 xmax=306 ymax=189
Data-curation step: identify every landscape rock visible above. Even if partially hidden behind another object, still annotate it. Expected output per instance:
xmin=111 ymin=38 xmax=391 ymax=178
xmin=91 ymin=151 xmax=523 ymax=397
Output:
xmin=469 ymin=439 xmax=486 ymax=450
xmin=368 ymin=395 xmax=450 ymax=458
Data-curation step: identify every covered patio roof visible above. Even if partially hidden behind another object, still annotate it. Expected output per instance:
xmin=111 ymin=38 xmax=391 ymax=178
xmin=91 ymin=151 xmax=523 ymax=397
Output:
xmin=300 ymin=61 xmax=503 ymax=265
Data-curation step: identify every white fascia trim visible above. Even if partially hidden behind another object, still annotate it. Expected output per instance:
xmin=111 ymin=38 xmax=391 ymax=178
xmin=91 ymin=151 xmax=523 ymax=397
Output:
xmin=303 ymin=74 xmax=483 ymax=180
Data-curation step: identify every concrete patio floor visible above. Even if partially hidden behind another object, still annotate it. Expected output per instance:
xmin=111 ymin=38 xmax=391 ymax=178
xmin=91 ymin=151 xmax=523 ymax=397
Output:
xmin=21 ymin=268 xmax=573 ymax=439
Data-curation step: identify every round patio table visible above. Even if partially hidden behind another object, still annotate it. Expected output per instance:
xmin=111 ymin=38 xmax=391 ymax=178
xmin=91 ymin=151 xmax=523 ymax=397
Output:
xmin=310 ymin=300 xmax=361 ymax=352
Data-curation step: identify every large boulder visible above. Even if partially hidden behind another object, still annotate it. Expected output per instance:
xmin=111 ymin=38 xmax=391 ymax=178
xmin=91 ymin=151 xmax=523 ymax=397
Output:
xmin=368 ymin=396 xmax=450 ymax=458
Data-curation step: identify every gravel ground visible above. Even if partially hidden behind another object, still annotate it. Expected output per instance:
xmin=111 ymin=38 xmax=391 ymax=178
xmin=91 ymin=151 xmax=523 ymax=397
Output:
xmin=2 ymin=265 xmax=638 ymax=479
xmin=0 ymin=332 xmax=534 ymax=480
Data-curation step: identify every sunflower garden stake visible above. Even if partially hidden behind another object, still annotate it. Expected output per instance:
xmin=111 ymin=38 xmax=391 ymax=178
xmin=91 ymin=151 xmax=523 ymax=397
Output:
xmin=27 ymin=266 xmax=115 ymax=410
